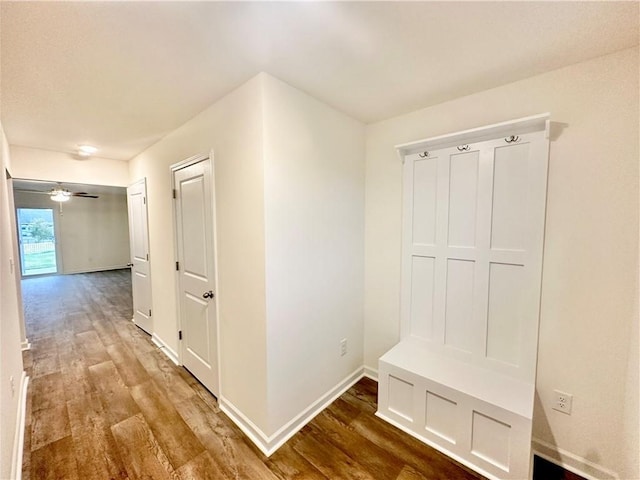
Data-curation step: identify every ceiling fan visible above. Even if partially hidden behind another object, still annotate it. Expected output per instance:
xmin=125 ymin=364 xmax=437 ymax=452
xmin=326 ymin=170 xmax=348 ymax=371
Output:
xmin=15 ymin=183 xmax=99 ymax=202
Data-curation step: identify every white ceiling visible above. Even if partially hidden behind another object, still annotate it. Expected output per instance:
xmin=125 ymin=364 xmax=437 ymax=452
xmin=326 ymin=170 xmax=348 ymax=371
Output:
xmin=1 ymin=2 xmax=638 ymax=161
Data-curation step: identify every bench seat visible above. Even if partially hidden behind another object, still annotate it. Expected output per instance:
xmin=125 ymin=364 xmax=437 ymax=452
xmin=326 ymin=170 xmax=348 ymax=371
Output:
xmin=377 ymin=339 xmax=535 ymax=480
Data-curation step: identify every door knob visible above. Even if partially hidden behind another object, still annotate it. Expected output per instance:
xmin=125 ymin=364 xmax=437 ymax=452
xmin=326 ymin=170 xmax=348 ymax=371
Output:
xmin=202 ymin=290 xmax=214 ymax=299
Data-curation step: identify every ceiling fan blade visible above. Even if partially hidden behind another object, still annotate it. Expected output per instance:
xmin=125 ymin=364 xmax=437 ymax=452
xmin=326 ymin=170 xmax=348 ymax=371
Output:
xmin=72 ymin=193 xmax=99 ymax=198
xmin=15 ymin=189 xmax=51 ymax=194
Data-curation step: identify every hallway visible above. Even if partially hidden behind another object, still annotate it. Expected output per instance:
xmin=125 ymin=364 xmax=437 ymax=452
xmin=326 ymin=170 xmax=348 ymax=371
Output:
xmin=21 ymin=270 xmax=481 ymax=480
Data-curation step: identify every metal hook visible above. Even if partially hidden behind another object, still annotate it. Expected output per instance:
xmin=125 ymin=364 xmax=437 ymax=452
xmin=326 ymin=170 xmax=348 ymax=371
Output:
xmin=457 ymin=145 xmax=470 ymax=151
xmin=505 ymin=135 xmax=520 ymax=143
xmin=418 ymin=151 xmax=430 ymax=158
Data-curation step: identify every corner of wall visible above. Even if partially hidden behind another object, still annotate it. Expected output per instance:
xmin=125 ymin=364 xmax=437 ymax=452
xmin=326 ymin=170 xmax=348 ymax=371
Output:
xmin=221 ymin=366 xmax=366 ymax=457
xmin=259 ymin=74 xmax=366 ymax=440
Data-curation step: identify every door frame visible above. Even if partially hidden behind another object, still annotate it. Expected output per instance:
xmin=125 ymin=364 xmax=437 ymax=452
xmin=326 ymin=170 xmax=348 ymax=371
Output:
xmin=7 ymin=175 xmax=28 ymax=349
xmin=170 ymin=151 xmax=222 ymax=395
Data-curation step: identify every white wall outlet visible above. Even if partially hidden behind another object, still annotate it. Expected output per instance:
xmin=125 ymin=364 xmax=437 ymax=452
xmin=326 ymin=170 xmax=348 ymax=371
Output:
xmin=340 ymin=338 xmax=347 ymax=357
xmin=553 ymin=390 xmax=573 ymax=415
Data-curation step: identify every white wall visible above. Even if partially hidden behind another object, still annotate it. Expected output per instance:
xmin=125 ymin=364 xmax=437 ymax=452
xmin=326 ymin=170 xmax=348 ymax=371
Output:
xmin=10 ymin=145 xmax=129 ymax=187
xmin=129 ymin=75 xmax=270 ymax=432
xmin=262 ymin=75 xmax=365 ymax=434
xmin=13 ymin=191 xmax=130 ymax=274
xmin=0 ymin=125 xmax=26 ymax=479
xmin=363 ymin=47 xmax=639 ymax=479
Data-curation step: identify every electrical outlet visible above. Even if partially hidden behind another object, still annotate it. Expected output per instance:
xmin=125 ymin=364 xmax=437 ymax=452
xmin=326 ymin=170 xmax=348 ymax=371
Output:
xmin=340 ymin=338 xmax=347 ymax=357
xmin=552 ymin=390 xmax=573 ymax=415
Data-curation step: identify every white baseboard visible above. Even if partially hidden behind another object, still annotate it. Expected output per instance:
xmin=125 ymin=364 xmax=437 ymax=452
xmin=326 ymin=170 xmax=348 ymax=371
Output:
xmin=20 ymin=339 xmax=30 ymax=351
xmin=363 ymin=365 xmax=378 ymax=381
xmin=532 ymin=437 xmax=619 ymax=480
xmin=10 ymin=371 xmax=29 ymax=480
xmin=151 ymin=334 xmax=180 ymax=366
xmin=219 ymin=366 xmax=365 ymax=457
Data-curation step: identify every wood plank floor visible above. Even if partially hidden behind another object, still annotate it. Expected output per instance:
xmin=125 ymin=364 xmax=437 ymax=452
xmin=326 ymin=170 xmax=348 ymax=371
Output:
xmin=21 ymin=270 xmax=483 ymax=480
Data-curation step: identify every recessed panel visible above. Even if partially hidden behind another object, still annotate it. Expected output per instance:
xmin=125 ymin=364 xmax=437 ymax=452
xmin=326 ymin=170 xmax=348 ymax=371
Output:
xmin=180 ymin=176 xmax=208 ymax=278
xmin=184 ymin=293 xmax=211 ymax=365
xmin=444 ymin=259 xmax=475 ymax=353
xmin=388 ymin=375 xmax=414 ymax=422
xmin=131 ymin=195 xmax=146 ymax=260
xmin=410 ymin=256 xmax=435 ymax=340
xmin=448 ymin=151 xmax=478 ymax=247
xmin=413 ymin=158 xmax=438 ymax=245
xmin=425 ymin=391 xmax=457 ymax=444
xmin=471 ymin=411 xmax=511 ymax=471
xmin=133 ymin=271 xmax=150 ymax=315
xmin=486 ymin=263 xmax=524 ymax=366
xmin=491 ymin=144 xmax=529 ymax=250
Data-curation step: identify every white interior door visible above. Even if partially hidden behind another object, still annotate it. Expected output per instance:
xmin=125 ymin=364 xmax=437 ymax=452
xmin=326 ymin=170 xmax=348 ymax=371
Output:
xmin=127 ymin=179 xmax=152 ymax=334
xmin=173 ymin=156 xmax=219 ymax=396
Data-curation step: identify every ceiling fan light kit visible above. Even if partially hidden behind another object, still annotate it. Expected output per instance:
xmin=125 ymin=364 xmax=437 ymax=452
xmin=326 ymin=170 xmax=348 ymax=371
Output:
xmin=50 ymin=189 xmax=71 ymax=202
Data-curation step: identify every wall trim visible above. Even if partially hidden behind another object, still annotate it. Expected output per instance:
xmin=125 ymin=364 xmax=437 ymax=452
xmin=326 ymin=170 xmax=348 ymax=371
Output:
xmin=10 ymin=371 xmax=29 ymax=480
xmin=151 ymin=333 xmax=180 ymax=366
xmin=20 ymin=339 xmax=30 ymax=351
xmin=532 ymin=437 xmax=620 ymax=480
xmin=220 ymin=366 xmax=365 ymax=457
xmin=363 ymin=365 xmax=378 ymax=381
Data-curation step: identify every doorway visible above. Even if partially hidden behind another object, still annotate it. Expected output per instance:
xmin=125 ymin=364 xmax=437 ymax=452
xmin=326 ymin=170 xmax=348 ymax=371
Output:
xmin=16 ymin=207 xmax=58 ymax=276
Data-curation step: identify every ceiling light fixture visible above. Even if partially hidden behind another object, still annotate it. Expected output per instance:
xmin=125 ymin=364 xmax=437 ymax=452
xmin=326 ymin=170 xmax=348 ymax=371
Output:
xmin=50 ymin=189 xmax=71 ymax=202
xmin=77 ymin=145 xmax=98 ymax=157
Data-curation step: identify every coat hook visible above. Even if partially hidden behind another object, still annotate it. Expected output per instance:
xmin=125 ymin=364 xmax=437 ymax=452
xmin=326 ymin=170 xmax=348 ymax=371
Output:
xmin=457 ymin=145 xmax=470 ymax=151
xmin=505 ymin=135 xmax=520 ymax=143
xmin=418 ymin=151 xmax=430 ymax=158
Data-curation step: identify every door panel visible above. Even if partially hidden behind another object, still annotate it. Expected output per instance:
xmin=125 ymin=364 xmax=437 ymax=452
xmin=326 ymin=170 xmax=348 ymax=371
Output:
xmin=127 ymin=179 xmax=152 ymax=334
xmin=174 ymin=157 xmax=218 ymax=396
xmin=184 ymin=293 xmax=211 ymax=364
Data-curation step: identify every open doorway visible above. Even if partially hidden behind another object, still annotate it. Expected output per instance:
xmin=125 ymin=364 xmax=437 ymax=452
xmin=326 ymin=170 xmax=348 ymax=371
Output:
xmin=16 ymin=207 xmax=58 ymax=276
xmin=13 ymin=179 xmax=130 ymax=276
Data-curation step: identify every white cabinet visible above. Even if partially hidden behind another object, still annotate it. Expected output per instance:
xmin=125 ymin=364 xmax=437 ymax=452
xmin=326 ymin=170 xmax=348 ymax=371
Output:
xmin=377 ymin=114 xmax=550 ymax=480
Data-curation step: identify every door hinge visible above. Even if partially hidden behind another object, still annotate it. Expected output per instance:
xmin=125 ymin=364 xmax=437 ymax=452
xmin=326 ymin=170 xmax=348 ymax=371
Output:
xmin=148 ymin=309 xmax=152 ymax=317
xmin=143 ymin=196 xmax=146 ymax=205
xmin=178 ymin=330 xmax=182 ymax=340
xmin=172 ymin=189 xmax=177 ymax=199
xmin=146 ymin=253 xmax=149 ymax=261
xmin=176 ymin=261 xmax=179 ymax=271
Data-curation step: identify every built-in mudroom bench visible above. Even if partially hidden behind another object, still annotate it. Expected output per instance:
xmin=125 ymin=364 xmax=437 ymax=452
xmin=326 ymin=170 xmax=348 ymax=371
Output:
xmin=376 ymin=114 xmax=551 ymax=480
